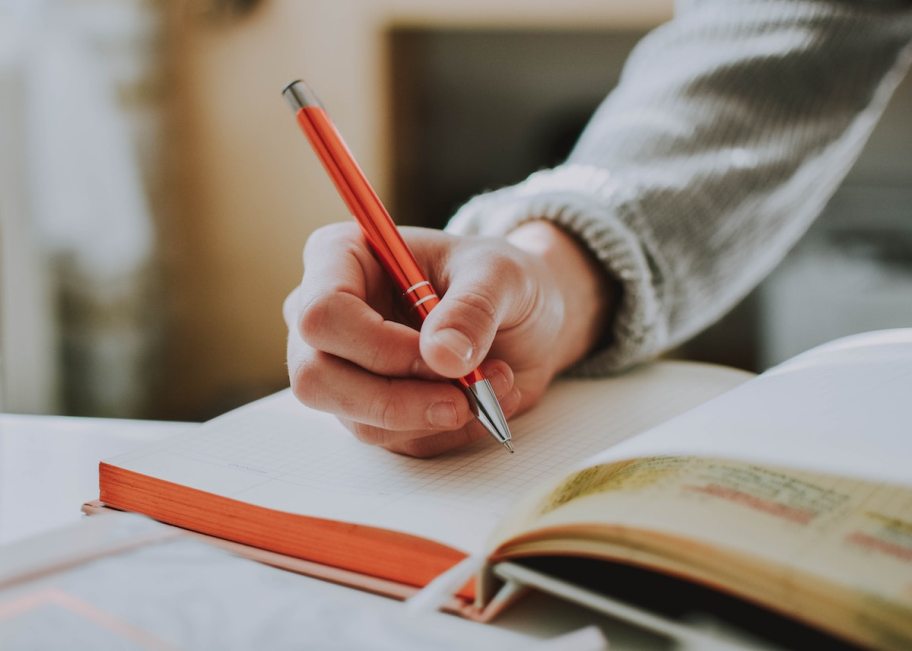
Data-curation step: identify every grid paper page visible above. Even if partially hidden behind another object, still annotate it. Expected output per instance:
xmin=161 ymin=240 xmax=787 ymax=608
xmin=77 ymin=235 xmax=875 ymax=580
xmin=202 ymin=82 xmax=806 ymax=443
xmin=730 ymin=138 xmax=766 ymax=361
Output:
xmin=108 ymin=362 xmax=748 ymax=552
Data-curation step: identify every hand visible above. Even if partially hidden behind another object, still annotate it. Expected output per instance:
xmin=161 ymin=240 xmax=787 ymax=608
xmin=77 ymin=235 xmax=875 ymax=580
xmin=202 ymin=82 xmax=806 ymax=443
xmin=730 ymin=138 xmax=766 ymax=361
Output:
xmin=284 ymin=220 xmax=612 ymax=457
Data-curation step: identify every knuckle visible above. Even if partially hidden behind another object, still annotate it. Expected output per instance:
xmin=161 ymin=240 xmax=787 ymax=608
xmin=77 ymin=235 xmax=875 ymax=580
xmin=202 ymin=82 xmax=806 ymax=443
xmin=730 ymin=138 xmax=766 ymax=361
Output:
xmin=448 ymin=290 xmax=498 ymax=342
xmin=488 ymin=253 xmax=523 ymax=286
xmin=282 ymin=287 xmax=300 ymax=326
xmin=297 ymin=294 xmax=334 ymax=344
xmin=365 ymin=343 xmax=389 ymax=373
xmin=455 ymin=290 xmax=497 ymax=321
xmin=395 ymin=438 xmax=439 ymax=459
xmin=305 ymin=223 xmax=355 ymax=253
xmin=302 ymin=224 xmax=359 ymax=267
xmin=369 ymin=388 xmax=403 ymax=430
xmin=291 ymin=360 xmax=321 ymax=407
xmin=303 ymin=229 xmax=329 ymax=264
xmin=349 ymin=422 xmax=384 ymax=446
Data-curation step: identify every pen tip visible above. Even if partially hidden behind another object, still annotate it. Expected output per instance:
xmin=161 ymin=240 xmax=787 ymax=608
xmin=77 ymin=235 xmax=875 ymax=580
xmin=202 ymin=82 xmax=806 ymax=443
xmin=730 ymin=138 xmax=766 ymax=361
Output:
xmin=503 ymin=440 xmax=514 ymax=454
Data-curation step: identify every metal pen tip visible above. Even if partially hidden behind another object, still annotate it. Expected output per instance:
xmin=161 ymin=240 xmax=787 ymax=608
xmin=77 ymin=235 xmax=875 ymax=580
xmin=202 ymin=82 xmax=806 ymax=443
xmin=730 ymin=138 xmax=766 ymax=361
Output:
xmin=503 ymin=440 xmax=514 ymax=454
xmin=464 ymin=378 xmax=513 ymax=451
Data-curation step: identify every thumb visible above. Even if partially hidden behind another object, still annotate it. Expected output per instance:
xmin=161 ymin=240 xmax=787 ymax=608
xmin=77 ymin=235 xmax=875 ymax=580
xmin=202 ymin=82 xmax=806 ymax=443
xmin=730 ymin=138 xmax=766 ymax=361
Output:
xmin=419 ymin=259 xmax=527 ymax=378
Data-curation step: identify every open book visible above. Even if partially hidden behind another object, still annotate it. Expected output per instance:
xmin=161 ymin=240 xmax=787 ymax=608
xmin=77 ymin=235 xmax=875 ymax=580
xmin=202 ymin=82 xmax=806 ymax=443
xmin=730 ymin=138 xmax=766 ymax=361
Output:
xmin=93 ymin=330 xmax=912 ymax=650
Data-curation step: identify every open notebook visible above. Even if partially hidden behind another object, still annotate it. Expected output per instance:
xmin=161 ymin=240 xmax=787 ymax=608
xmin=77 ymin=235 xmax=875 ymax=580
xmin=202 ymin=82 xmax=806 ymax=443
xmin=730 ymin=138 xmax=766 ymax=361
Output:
xmin=93 ymin=362 xmax=746 ymax=603
xmin=93 ymin=330 xmax=912 ymax=649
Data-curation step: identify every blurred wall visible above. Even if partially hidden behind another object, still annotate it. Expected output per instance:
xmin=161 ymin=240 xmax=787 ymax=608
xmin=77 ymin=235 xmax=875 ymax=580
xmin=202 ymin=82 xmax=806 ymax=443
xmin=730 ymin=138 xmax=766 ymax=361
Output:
xmin=158 ymin=0 xmax=671 ymax=419
xmin=1 ymin=0 xmax=163 ymax=417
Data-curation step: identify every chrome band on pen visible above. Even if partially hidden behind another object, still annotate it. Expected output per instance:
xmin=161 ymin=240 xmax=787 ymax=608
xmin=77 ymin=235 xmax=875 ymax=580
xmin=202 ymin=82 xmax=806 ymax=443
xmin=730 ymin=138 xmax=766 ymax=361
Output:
xmin=410 ymin=294 xmax=439 ymax=309
xmin=404 ymin=281 xmax=431 ymax=295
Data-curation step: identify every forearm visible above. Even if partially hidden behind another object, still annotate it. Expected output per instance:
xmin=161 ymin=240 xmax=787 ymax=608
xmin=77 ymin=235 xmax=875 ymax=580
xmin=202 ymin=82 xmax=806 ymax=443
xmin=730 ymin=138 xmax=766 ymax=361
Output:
xmin=447 ymin=0 xmax=912 ymax=373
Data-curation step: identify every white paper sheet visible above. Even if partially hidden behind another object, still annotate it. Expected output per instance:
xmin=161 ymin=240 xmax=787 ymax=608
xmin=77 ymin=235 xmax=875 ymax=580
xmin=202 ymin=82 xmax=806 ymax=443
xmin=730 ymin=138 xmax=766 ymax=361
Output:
xmin=106 ymin=362 xmax=748 ymax=553
xmin=0 ymin=515 xmax=529 ymax=651
xmin=585 ymin=329 xmax=912 ymax=487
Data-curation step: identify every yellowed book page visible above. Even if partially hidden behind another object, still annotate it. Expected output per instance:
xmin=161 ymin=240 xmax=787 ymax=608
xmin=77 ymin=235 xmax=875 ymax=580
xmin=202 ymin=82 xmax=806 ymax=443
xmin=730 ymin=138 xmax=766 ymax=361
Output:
xmin=489 ymin=330 xmax=912 ymax=554
xmin=509 ymin=457 xmax=912 ymax=610
xmin=105 ymin=361 xmax=749 ymax=554
xmin=495 ymin=456 xmax=912 ymax=647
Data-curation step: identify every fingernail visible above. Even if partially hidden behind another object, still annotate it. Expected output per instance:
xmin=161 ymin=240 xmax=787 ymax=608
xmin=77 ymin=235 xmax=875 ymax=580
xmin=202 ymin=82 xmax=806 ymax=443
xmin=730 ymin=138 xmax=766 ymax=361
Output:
xmin=488 ymin=369 xmax=510 ymax=398
xmin=432 ymin=328 xmax=474 ymax=363
xmin=427 ymin=401 xmax=458 ymax=428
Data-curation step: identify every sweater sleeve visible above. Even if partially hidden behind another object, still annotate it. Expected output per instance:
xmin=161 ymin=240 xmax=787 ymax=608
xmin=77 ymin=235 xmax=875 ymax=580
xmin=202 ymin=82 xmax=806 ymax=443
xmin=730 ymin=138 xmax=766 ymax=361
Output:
xmin=445 ymin=0 xmax=912 ymax=375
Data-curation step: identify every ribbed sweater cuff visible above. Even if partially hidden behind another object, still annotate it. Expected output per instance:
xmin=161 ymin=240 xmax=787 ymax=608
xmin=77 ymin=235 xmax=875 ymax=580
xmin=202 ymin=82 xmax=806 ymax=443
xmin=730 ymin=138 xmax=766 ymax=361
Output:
xmin=446 ymin=164 xmax=668 ymax=374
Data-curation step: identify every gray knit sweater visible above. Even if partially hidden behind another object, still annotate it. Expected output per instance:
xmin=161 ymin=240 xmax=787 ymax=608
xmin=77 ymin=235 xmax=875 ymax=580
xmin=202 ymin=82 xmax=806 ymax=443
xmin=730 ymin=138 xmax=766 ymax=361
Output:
xmin=446 ymin=0 xmax=912 ymax=374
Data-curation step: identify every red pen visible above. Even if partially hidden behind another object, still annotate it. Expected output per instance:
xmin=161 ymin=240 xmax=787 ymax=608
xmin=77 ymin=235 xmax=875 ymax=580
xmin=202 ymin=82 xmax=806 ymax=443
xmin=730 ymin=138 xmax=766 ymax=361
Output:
xmin=283 ymin=80 xmax=513 ymax=452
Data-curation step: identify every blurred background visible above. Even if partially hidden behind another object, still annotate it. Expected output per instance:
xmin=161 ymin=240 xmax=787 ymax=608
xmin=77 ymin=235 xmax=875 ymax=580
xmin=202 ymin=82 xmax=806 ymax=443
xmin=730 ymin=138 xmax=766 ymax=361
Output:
xmin=0 ymin=0 xmax=910 ymax=421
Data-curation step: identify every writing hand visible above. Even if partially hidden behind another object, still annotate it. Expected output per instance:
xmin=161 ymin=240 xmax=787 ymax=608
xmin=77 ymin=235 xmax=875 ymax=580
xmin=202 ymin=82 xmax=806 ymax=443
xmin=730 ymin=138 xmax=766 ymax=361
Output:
xmin=285 ymin=220 xmax=611 ymax=457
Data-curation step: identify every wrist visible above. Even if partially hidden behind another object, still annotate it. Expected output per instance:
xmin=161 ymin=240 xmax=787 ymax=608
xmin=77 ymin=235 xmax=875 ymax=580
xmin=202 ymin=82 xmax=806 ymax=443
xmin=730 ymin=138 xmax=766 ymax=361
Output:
xmin=506 ymin=220 xmax=615 ymax=372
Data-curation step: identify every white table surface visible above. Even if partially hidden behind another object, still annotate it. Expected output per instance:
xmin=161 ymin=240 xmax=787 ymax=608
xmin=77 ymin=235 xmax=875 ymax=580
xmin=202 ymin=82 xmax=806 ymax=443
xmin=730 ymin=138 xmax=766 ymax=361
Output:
xmin=0 ymin=412 xmax=671 ymax=650
xmin=0 ymin=413 xmax=190 ymax=545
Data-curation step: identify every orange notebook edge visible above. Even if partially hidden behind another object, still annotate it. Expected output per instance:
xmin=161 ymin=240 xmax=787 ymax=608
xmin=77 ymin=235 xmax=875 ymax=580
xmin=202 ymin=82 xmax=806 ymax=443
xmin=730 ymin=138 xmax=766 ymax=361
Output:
xmin=95 ymin=462 xmax=477 ymax=604
xmin=80 ymin=501 xmax=481 ymax=616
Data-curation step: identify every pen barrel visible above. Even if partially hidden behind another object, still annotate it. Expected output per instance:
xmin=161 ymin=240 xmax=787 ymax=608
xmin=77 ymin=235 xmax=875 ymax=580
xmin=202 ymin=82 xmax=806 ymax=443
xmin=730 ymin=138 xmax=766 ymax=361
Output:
xmin=295 ymin=107 xmax=434 ymax=304
xmin=293 ymin=104 xmax=485 ymax=391
xmin=457 ymin=368 xmax=485 ymax=388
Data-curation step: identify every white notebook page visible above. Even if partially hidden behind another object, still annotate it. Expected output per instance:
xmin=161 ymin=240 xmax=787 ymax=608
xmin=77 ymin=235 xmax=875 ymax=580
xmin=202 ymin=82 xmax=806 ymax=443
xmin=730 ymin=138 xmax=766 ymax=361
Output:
xmin=106 ymin=361 xmax=748 ymax=553
xmin=588 ymin=329 xmax=912 ymax=487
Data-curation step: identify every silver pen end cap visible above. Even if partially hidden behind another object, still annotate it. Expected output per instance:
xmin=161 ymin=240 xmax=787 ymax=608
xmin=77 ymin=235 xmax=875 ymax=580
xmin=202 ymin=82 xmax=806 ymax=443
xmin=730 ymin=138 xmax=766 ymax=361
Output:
xmin=282 ymin=79 xmax=322 ymax=111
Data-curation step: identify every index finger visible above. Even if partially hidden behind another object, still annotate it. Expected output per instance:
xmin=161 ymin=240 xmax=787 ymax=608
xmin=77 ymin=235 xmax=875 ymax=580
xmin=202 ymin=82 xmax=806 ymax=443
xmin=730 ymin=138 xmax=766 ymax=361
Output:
xmin=300 ymin=223 xmax=379 ymax=302
xmin=295 ymin=224 xmax=436 ymax=378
